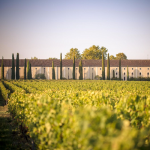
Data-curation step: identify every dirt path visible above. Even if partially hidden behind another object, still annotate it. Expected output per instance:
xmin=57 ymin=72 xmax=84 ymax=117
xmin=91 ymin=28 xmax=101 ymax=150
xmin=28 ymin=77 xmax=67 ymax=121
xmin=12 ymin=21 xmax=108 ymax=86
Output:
xmin=0 ymin=98 xmax=31 ymax=150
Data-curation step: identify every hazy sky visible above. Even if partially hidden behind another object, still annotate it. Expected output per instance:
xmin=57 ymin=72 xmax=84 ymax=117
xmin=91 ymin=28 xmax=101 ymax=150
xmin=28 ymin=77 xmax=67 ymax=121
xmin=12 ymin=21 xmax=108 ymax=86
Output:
xmin=0 ymin=0 xmax=150 ymax=59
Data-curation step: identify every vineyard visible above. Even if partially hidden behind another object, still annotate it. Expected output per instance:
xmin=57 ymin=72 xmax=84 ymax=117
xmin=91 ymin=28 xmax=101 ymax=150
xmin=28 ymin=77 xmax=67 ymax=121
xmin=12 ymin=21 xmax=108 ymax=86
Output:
xmin=0 ymin=80 xmax=150 ymax=149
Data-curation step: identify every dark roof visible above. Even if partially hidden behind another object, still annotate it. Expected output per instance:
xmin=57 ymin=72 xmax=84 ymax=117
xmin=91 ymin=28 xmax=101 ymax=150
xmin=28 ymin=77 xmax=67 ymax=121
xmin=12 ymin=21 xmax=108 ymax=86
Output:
xmin=0 ymin=59 xmax=150 ymax=67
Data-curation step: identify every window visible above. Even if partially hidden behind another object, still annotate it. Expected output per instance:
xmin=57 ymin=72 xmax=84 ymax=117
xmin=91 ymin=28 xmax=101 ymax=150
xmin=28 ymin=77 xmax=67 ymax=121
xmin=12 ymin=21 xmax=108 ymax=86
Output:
xmin=124 ymin=77 xmax=125 ymax=80
xmin=100 ymin=68 xmax=101 ymax=70
xmin=148 ymin=68 xmax=149 ymax=70
xmin=124 ymin=73 xmax=125 ymax=75
xmin=84 ymin=68 xmax=86 ymax=70
xmin=147 ymin=72 xmax=149 ymax=76
xmin=132 ymin=68 xmax=133 ymax=70
xmin=139 ymin=72 xmax=141 ymax=76
xmin=132 ymin=72 xmax=133 ymax=76
xmin=116 ymin=68 xmax=117 ymax=70
xmin=116 ymin=73 xmax=117 ymax=75
xmin=140 ymin=68 xmax=141 ymax=70
xmin=124 ymin=68 xmax=125 ymax=70
xmin=35 ymin=68 xmax=37 ymax=74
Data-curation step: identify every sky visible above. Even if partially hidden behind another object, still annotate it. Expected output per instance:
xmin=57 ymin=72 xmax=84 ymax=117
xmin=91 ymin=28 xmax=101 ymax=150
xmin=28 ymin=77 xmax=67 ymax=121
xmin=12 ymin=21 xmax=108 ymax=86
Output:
xmin=0 ymin=0 xmax=150 ymax=59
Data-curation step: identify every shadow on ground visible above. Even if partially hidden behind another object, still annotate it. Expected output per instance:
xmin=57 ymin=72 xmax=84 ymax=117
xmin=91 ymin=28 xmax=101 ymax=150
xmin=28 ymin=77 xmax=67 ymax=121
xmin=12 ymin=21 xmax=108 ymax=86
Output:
xmin=0 ymin=94 xmax=31 ymax=150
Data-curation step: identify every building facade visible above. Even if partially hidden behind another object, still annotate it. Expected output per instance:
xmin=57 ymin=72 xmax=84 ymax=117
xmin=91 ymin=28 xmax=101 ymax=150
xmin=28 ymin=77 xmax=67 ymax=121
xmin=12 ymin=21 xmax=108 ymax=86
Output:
xmin=0 ymin=59 xmax=150 ymax=80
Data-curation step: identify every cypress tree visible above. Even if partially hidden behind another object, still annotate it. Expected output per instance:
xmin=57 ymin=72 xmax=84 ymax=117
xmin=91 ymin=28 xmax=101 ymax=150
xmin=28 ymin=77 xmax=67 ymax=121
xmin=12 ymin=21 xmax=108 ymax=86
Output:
xmin=107 ymin=53 xmax=110 ymax=80
xmin=30 ymin=63 xmax=32 ymax=79
xmin=79 ymin=60 xmax=81 ymax=80
xmin=113 ymin=70 xmax=115 ymax=79
xmin=24 ymin=58 xmax=26 ymax=79
xmin=27 ymin=60 xmax=30 ymax=79
xmin=119 ymin=59 xmax=121 ymax=80
xmin=16 ymin=53 xmax=19 ymax=79
xmin=102 ymin=53 xmax=105 ymax=80
xmin=52 ymin=61 xmax=55 ymax=79
xmin=11 ymin=53 xmax=15 ymax=79
xmin=127 ymin=65 xmax=129 ymax=81
xmin=73 ymin=56 xmax=75 ymax=79
xmin=1 ymin=57 xmax=4 ymax=79
xmin=79 ymin=60 xmax=83 ymax=80
xmin=60 ymin=53 xmax=62 ymax=79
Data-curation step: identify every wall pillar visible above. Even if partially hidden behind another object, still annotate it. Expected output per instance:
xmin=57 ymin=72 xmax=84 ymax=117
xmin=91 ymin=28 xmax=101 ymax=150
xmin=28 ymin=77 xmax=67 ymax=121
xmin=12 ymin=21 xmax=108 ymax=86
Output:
xmin=64 ymin=67 xmax=66 ymax=78
xmin=96 ymin=67 xmax=98 ymax=76
xmin=56 ymin=66 xmax=58 ymax=80
xmin=6 ymin=67 xmax=8 ymax=79
xmin=48 ymin=67 xmax=49 ymax=79
xmin=88 ymin=66 xmax=90 ymax=79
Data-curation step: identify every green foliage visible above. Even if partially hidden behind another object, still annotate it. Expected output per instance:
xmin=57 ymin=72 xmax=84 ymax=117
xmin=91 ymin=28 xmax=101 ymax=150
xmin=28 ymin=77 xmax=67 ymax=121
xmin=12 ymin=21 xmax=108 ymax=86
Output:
xmin=79 ymin=60 xmax=83 ymax=80
xmin=24 ymin=59 xmax=26 ymax=79
xmin=107 ymin=53 xmax=110 ymax=80
xmin=11 ymin=53 xmax=15 ymax=79
xmin=3 ymin=80 xmax=25 ymax=93
xmin=12 ymin=80 xmax=37 ymax=93
xmin=109 ymin=55 xmax=116 ymax=60
xmin=1 ymin=57 xmax=4 ymax=79
xmin=6 ymin=80 xmax=150 ymax=149
xmin=116 ymin=53 xmax=127 ymax=60
xmin=52 ymin=61 xmax=55 ymax=79
xmin=0 ymin=81 xmax=10 ymax=100
xmin=110 ymin=53 xmax=127 ymax=60
xmin=94 ymin=75 xmax=102 ymax=80
xmin=113 ymin=70 xmax=115 ymax=78
xmin=35 ymin=73 xmax=46 ymax=79
xmin=102 ymin=53 xmax=105 ymax=80
xmin=73 ymin=56 xmax=75 ymax=79
xmin=119 ymin=59 xmax=121 ymax=80
xmin=60 ymin=53 xmax=62 ymax=79
xmin=27 ymin=60 xmax=30 ymax=79
xmin=111 ymin=77 xmax=120 ymax=80
xmin=81 ymin=45 xmax=108 ymax=59
xmin=48 ymin=57 xmax=58 ymax=59
xmin=65 ymin=48 xmax=81 ymax=59
xmin=129 ymin=77 xmax=150 ymax=81
xmin=31 ymin=57 xmax=38 ymax=59
xmin=16 ymin=53 xmax=19 ymax=79
xmin=30 ymin=63 xmax=32 ymax=79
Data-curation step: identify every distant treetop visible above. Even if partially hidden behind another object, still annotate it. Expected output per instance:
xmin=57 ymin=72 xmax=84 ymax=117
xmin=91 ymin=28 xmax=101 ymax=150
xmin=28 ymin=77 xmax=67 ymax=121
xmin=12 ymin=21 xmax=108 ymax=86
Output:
xmin=31 ymin=57 xmax=38 ymax=59
xmin=48 ymin=57 xmax=58 ymax=59
xmin=81 ymin=45 xmax=108 ymax=60
xmin=110 ymin=53 xmax=127 ymax=60
xmin=65 ymin=48 xmax=81 ymax=59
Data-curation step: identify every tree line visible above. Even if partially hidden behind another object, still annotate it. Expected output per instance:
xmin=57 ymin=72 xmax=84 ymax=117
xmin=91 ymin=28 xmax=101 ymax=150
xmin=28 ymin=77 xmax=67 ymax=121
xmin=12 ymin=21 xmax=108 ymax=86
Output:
xmin=1 ymin=52 xmax=127 ymax=80
xmin=64 ymin=45 xmax=127 ymax=60
xmin=31 ymin=45 xmax=127 ymax=60
xmin=1 ymin=53 xmax=32 ymax=80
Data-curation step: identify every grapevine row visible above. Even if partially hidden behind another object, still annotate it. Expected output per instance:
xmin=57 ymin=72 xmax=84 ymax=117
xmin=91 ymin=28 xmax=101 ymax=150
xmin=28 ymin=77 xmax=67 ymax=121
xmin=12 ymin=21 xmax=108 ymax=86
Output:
xmin=5 ymin=80 xmax=150 ymax=149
